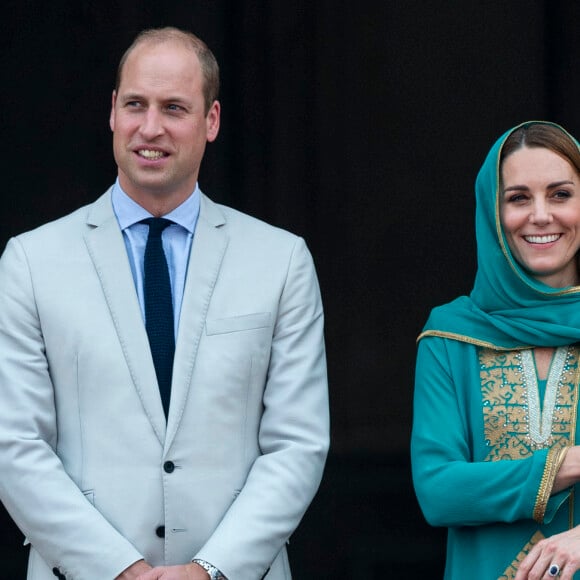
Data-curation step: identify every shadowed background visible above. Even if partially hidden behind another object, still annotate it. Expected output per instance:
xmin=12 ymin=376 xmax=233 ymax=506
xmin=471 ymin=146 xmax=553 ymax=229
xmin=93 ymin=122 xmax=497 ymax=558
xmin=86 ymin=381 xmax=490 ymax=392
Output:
xmin=2 ymin=1 xmax=579 ymax=577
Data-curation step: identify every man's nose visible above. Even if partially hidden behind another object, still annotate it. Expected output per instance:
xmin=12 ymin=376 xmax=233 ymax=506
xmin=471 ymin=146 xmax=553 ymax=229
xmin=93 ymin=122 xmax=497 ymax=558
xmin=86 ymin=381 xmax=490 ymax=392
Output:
xmin=139 ymin=108 xmax=164 ymax=139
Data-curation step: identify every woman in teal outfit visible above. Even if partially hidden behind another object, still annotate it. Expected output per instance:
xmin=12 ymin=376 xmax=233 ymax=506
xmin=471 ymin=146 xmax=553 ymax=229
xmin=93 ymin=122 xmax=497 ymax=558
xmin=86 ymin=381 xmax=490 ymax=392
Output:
xmin=411 ymin=121 xmax=580 ymax=580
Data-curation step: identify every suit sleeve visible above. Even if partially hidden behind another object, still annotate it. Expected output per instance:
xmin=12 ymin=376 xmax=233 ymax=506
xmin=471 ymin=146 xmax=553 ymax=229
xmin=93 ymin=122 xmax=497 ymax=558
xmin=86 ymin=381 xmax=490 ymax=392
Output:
xmin=410 ymin=336 xmax=570 ymax=528
xmin=0 ymin=238 xmax=143 ymax=579
xmin=194 ymin=236 xmax=330 ymax=580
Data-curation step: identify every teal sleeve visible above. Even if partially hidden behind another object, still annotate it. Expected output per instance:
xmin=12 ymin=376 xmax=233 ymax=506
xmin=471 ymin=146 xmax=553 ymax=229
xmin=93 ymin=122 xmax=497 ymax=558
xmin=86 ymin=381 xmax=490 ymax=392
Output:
xmin=544 ymin=489 xmax=571 ymax=524
xmin=411 ymin=337 xmax=556 ymax=527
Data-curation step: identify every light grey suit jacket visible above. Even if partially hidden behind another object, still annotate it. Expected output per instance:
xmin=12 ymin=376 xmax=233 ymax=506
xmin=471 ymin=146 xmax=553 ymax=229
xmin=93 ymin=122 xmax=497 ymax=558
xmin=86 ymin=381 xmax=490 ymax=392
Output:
xmin=0 ymin=189 xmax=329 ymax=580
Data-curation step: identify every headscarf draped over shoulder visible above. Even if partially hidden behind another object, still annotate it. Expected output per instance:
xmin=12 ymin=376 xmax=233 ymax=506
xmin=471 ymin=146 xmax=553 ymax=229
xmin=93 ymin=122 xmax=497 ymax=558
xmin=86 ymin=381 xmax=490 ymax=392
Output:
xmin=419 ymin=120 xmax=580 ymax=350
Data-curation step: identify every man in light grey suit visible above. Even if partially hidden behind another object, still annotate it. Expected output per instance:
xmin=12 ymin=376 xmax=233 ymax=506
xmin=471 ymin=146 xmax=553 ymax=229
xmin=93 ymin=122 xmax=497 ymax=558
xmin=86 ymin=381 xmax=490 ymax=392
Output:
xmin=0 ymin=27 xmax=329 ymax=580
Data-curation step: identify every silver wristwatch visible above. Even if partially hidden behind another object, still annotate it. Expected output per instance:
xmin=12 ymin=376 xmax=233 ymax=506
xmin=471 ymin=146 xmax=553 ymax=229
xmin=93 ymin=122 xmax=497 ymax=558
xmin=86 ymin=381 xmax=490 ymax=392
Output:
xmin=192 ymin=559 xmax=226 ymax=580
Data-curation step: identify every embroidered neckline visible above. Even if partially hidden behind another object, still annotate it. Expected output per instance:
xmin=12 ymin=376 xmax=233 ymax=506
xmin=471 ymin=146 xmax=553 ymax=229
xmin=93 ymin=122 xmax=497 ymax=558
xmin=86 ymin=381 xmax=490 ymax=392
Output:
xmin=479 ymin=346 xmax=579 ymax=462
xmin=519 ymin=346 xmax=569 ymax=448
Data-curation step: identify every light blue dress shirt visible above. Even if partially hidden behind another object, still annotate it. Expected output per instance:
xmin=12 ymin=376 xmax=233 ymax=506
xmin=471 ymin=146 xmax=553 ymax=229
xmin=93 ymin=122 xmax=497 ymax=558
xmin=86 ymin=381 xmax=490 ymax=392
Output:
xmin=111 ymin=179 xmax=200 ymax=337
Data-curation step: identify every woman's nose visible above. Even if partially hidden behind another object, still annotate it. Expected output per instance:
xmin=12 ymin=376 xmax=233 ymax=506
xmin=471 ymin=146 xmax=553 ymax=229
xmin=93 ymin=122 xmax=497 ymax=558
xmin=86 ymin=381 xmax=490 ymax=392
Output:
xmin=529 ymin=200 xmax=553 ymax=225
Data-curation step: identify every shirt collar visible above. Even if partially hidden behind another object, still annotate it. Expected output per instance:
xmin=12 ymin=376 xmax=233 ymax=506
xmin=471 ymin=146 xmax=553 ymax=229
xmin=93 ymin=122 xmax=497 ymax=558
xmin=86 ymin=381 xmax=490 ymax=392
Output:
xmin=111 ymin=178 xmax=201 ymax=234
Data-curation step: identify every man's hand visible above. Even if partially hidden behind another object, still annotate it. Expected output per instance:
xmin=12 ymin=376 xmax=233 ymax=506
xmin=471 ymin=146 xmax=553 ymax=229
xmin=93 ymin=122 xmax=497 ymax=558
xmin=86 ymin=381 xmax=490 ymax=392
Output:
xmin=116 ymin=560 xmax=154 ymax=579
xmin=136 ymin=562 xmax=210 ymax=579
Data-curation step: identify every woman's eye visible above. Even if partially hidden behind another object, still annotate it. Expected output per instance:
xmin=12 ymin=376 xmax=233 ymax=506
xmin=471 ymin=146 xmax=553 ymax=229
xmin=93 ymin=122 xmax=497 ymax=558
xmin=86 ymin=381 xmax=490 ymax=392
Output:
xmin=554 ymin=189 xmax=572 ymax=199
xmin=506 ymin=193 xmax=527 ymax=203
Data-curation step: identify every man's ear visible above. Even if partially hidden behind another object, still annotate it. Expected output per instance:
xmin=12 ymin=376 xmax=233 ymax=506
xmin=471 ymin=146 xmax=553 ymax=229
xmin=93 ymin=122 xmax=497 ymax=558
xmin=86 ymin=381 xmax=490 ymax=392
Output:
xmin=206 ymin=100 xmax=221 ymax=143
xmin=109 ymin=90 xmax=117 ymax=132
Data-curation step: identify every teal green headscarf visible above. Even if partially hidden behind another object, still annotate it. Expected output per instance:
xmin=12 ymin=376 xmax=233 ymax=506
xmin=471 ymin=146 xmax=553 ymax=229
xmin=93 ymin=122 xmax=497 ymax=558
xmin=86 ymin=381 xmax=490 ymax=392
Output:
xmin=420 ymin=120 xmax=580 ymax=349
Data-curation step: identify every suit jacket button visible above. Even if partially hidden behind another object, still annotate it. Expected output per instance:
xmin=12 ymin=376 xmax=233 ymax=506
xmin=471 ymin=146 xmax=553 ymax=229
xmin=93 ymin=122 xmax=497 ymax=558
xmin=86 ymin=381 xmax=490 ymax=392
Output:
xmin=163 ymin=461 xmax=175 ymax=473
xmin=156 ymin=525 xmax=165 ymax=538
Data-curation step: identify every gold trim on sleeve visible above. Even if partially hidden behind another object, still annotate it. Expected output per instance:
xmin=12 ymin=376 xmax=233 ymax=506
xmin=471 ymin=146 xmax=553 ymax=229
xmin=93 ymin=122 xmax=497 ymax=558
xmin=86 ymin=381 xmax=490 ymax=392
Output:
xmin=533 ymin=445 xmax=570 ymax=523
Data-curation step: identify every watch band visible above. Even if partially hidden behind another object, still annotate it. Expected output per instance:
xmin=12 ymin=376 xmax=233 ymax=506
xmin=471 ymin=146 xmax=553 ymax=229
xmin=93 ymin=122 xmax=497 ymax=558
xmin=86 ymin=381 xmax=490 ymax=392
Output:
xmin=192 ymin=558 xmax=226 ymax=580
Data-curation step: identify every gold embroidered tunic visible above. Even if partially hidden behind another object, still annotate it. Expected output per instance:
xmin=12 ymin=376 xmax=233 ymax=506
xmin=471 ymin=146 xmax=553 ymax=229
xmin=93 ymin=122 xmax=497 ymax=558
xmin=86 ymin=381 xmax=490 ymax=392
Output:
xmin=412 ymin=338 xmax=580 ymax=580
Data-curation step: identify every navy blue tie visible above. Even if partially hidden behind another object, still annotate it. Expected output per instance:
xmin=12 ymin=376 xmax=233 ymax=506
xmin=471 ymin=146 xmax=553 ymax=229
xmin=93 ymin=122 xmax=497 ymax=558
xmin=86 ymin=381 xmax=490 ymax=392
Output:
xmin=142 ymin=217 xmax=174 ymax=418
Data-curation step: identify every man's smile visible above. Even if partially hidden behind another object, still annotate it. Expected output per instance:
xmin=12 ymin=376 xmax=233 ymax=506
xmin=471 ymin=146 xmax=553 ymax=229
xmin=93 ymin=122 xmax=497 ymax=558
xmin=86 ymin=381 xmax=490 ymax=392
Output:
xmin=136 ymin=148 xmax=168 ymax=160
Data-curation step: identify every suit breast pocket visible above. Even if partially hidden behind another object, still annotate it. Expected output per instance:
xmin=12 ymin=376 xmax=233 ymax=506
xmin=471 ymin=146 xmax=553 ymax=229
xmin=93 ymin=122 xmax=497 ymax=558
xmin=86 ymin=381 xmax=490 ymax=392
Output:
xmin=205 ymin=312 xmax=272 ymax=335
xmin=200 ymin=312 xmax=272 ymax=389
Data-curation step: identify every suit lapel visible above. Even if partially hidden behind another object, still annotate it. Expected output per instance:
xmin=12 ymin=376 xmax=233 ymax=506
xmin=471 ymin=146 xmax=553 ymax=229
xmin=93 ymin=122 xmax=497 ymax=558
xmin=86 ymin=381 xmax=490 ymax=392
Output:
xmin=84 ymin=191 xmax=167 ymax=444
xmin=165 ymin=194 xmax=228 ymax=449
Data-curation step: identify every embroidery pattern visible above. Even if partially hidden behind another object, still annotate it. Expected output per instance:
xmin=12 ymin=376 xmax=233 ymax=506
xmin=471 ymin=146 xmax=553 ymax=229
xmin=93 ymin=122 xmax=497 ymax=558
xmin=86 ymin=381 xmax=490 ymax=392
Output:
xmin=479 ymin=346 xmax=579 ymax=576
xmin=479 ymin=347 xmax=578 ymax=461
xmin=499 ymin=530 xmax=545 ymax=580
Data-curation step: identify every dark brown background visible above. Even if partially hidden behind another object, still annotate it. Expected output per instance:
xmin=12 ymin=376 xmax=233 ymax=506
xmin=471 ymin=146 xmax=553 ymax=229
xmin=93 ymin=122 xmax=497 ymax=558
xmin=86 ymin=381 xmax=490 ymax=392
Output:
xmin=2 ymin=1 xmax=579 ymax=577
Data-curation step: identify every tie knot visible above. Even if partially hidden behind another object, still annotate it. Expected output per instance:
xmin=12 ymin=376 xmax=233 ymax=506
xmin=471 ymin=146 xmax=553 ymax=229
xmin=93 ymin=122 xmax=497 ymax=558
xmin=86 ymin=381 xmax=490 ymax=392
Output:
xmin=141 ymin=217 xmax=173 ymax=236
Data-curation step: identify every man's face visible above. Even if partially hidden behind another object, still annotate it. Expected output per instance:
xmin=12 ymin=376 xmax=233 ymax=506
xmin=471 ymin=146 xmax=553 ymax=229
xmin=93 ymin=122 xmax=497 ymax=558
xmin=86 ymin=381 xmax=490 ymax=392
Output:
xmin=110 ymin=40 xmax=220 ymax=208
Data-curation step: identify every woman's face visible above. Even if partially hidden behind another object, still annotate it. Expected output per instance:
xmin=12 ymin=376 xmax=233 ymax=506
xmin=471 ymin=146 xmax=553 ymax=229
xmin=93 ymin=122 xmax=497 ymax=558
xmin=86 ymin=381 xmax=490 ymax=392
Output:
xmin=500 ymin=146 xmax=580 ymax=288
